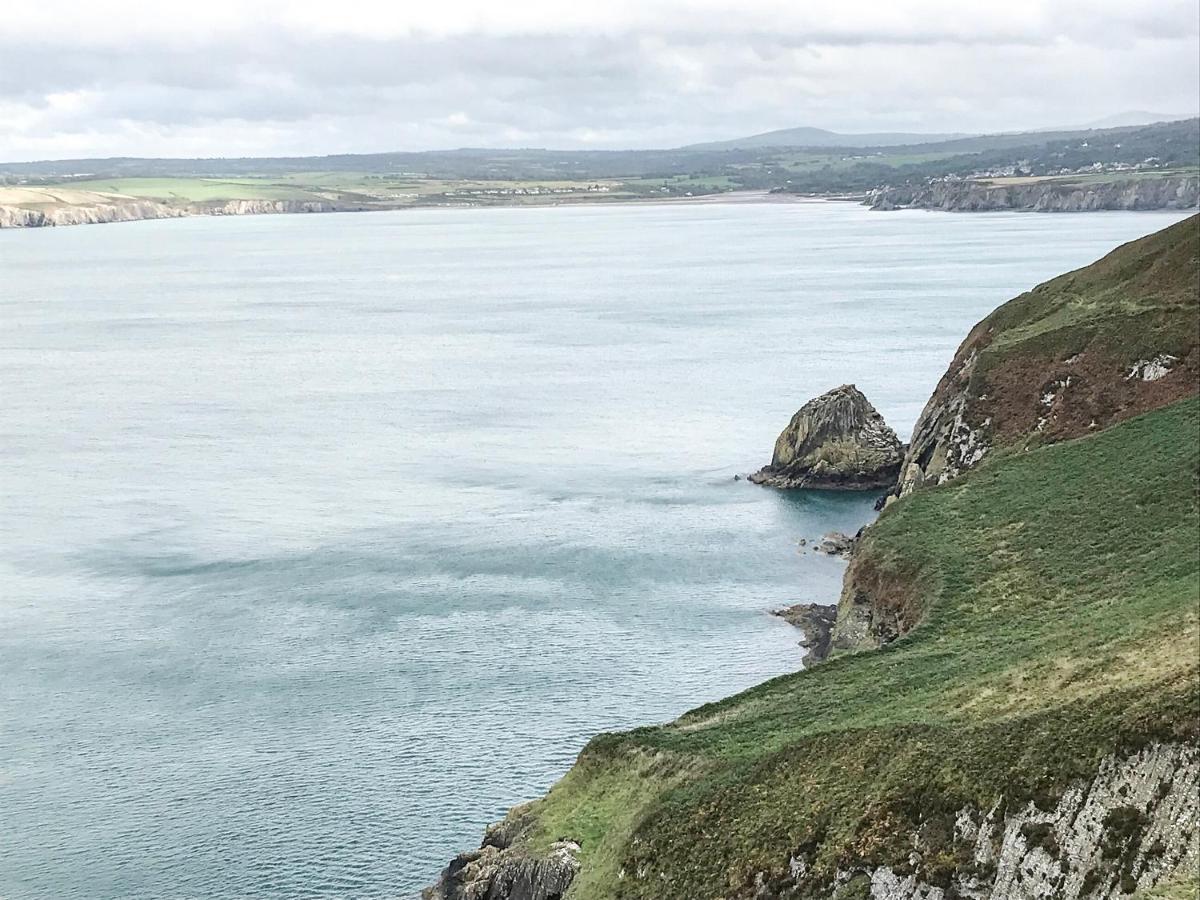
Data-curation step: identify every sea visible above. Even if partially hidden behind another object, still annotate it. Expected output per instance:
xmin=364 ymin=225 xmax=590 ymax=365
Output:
xmin=0 ymin=201 xmax=1188 ymax=898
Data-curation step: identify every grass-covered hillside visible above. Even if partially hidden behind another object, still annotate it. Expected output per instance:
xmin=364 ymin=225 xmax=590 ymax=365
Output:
xmin=431 ymin=219 xmax=1200 ymax=900
xmin=897 ymin=215 xmax=1199 ymax=503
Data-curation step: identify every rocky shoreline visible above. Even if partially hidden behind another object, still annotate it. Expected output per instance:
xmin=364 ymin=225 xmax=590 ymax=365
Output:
xmin=3 ymin=175 xmax=1197 ymax=230
xmin=867 ymin=174 xmax=1200 ymax=212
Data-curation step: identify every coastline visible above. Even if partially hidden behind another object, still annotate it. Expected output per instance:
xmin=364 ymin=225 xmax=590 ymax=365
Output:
xmin=7 ymin=179 xmax=1197 ymax=231
xmin=0 ymin=188 xmax=836 ymax=231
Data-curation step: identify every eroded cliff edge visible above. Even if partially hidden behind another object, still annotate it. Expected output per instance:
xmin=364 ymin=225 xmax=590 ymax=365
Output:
xmin=868 ymin=175 xmax=1200 ymax=212
xmin=425 ymin=216 xmax=1200 ymax=900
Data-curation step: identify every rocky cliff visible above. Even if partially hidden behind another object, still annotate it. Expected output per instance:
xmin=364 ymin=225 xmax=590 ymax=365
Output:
xmin=424 ymin=220 xmax=1200 ymax=900
xmin=0 ymin=195 xmax=351 ymax=228
xmin=749 ymin=385 xmax=904 ymax=490
xmin=424 ymin=813 xmax=579 ymax=900
xmin=834 ymin=215 xmax=1200 ymax=655
xmin=781 ymin=742 xmax=1199 ymax=900
xmin=895 ymin=214 xmax=1198 ymax=501
xmin=868 ymin=175 xmax=1199 ymax=212
xmin=0 ymin=197 xmax=187 ymax=227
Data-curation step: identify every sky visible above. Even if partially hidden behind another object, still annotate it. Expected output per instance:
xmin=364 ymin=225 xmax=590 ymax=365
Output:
xmin=1 ymin=0 xmax=1198 ymax=161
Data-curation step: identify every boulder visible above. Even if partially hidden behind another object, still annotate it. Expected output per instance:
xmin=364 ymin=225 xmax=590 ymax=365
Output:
xmin=749 ymin=385 xmax=903 ymax=490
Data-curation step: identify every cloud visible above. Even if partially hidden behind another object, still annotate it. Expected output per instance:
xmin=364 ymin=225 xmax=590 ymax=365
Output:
xmin=0 ymin=1 xmax=1197 ymax=160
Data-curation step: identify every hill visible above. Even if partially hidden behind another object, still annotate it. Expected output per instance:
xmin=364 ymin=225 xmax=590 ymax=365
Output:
xmin=426 ymin=216 xmax=1200 ymax=900
xmin=682 ymin=126 xmax=971 ymax=151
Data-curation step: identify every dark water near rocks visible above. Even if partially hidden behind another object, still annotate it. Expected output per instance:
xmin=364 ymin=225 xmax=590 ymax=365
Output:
xmin=0 ymin=203 xmax=1188 ymax=898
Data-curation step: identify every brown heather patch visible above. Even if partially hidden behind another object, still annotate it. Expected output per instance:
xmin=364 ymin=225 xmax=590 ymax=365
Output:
xmin=979 ymin=343 xmax=1200 ymax=449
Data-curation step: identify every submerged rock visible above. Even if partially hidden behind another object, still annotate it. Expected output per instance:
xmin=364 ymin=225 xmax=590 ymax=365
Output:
xmin=815 ymin=531 xmax=856 ymax=558
xmin=749 ymin=385 xmax=903 ymax=490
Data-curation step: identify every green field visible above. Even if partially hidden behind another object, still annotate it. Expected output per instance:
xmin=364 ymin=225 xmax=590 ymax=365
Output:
xmin=55 ymin=176 xmax=326 ymax=202
xmin=47 ymin=173 xmax=685 ymax=207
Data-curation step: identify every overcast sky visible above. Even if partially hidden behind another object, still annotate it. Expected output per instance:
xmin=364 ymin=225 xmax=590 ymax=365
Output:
xmin=2 ymin=0 xmax=1198 ymax=161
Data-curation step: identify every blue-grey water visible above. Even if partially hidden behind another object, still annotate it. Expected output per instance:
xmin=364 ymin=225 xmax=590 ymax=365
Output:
xmin=0 ymin=202 xmax=1188 ymax=899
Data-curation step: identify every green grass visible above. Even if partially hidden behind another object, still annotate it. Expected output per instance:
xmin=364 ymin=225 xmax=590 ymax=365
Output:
xmin=48 ymin=173 xmax=650 ymax=206
xmin=514 ymin=396 xmax=1200 ymax=898
xmin=55 ymin=176 xmax=327 ymax=202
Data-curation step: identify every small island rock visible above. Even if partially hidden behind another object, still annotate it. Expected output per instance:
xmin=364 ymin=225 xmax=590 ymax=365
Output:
xmin=749 ymin=384 xmax=904 ymax=490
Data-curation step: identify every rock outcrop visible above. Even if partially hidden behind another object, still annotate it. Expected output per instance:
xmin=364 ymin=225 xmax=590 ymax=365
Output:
xmin=868 ymin=175 xmax=1200 ymax=212
xmin=893 ymin=214 xmax=1199 ymax=499
xmin=778 ymin=742 xmax=1200 ymax=900
xmin=772 ymin=602 xmax=838 ymax=663
xmin=750 ymin=385 xmax=903 ymax=490
xmin=424 ymin=814 xmax=579 ymax=900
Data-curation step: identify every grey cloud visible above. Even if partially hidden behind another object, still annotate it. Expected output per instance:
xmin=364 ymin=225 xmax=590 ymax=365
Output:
xmin=0 ymin=13 xmax=1197 ymax=160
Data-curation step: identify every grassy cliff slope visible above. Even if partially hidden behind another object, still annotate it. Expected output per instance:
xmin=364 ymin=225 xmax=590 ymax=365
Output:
xmin=429 ymin=220 xmax=1200 ymax=900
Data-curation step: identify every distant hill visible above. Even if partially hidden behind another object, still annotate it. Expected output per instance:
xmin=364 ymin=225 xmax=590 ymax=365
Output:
xmin=682 ymin=125 xmax=972 ymax=150
xmin=1075 ymin=110 xmax=1195 ymax=129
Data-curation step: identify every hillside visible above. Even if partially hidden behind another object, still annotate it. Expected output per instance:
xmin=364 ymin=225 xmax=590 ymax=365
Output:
xmin=426 ymin=217 xmax=1200 ymax=900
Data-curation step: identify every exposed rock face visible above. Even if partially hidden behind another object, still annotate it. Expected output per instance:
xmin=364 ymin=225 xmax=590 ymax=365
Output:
xmin=829 ymin=540 xmax=922 ymax=653
xmin=0 ymin=198 xmax=186 ymax=227
xmin=750 ymin=385 xmax=903 ymax=490
xmin=894 ymin=215 xmax=1199 ymax=499
xmin=424 ymin=815 xmax=579 ymax=900
xmin=0 ymin=196 xmax=350 ymax=228
xmin=772 ymin=602 xmax=838 ymax=663
xmin=775 ymin=742 xmax=1199 ymax=900
xmin=203 ymin=199 xmax=340 ymax=216
xmin=867 ymin=175 xmax=1200 ymax=212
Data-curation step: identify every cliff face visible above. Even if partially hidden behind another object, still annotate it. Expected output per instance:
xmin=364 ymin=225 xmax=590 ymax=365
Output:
xmin=779 ymin=742 xmax=1199 ymax=900
xmin=0 ymin=198 xmax=187 ymax=227
xmin=749 ymin=385 xmax=903 ymax=490
xmin=868 ymin=175 xmax=1200 ymax=212
xmin=0 ymin=196 xmax=349 ymax=228
xmin=202 ymin=199 xmax=341 ymax=216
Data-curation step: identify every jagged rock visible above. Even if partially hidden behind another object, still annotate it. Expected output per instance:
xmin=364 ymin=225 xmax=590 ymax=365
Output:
xmin=772 ymin=603 xmax=838 ymax=663
xmin=749 ymin=385 xmax=903 ymax=490
xmin=424 ymin=816 xmax=579 ymax=900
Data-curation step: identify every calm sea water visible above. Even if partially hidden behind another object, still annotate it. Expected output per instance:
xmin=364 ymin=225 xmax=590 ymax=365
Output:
xmin=0 ymin=202 xmax=1188 ymax=898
